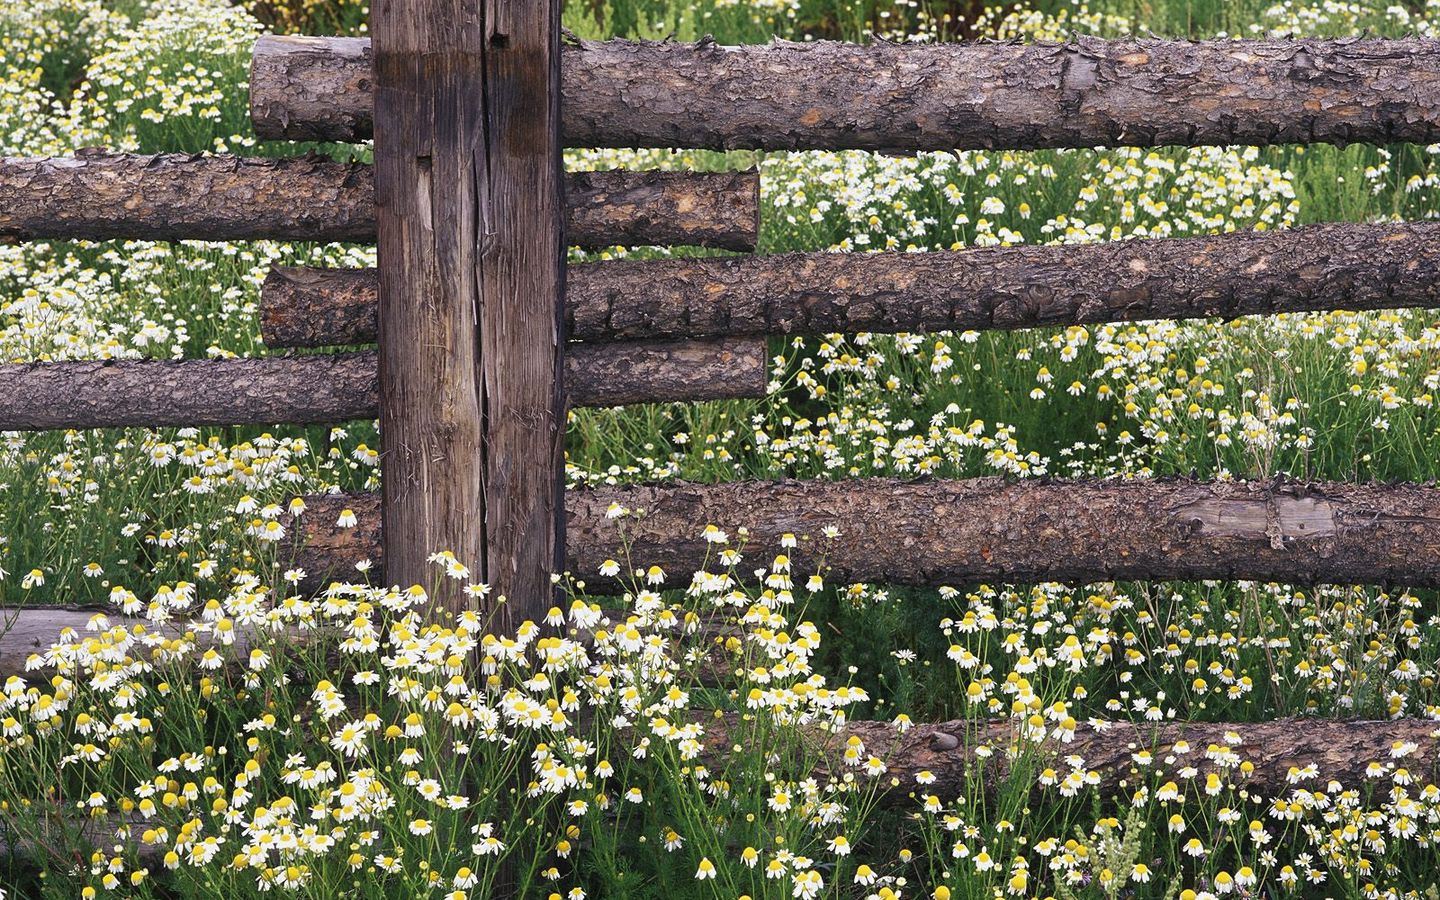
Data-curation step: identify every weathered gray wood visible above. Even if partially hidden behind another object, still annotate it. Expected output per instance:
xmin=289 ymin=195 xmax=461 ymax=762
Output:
xmin=0 ymin=341 xmax=767 ymax=430
xmin=287 ymin=478 xmax=1440 ymax=592
xmin=0 ymin=153 xmax=758 ymax=250
xmin=260 ymin=221 xmax=1440 ymax=347
xmin=0 ymin=607 xmax=285 ymax=682
xmin=252 ymin=33 xmax=1440 ymax=150
xmin=371 ymin=0 xmax=562 ymax=618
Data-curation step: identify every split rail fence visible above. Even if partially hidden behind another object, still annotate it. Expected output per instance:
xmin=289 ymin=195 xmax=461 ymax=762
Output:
xmin=4 ymin=6 xmax=1440 ymax=827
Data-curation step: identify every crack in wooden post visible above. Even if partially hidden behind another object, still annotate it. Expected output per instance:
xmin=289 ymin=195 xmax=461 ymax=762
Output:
xmin=372 ymin=0 xmax=564 ymax=625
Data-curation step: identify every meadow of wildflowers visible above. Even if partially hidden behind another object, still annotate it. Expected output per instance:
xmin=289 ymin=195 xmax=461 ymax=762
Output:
xmin=3 ymin=0 xmax=1440 ymax=896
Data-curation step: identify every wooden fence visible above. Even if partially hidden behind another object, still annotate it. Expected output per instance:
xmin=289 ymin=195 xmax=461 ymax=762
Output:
xmin=5 ymin=9 xmax=1440 ymax=814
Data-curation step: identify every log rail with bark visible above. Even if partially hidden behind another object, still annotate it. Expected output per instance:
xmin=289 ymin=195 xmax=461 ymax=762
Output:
xmin=0 ymin=153 xmax=760 ymax=251
xmin=260 ymin=221 xmax=1440 ymax=347
xmin=0 ymin=606 xmax=1433 ymax=802
xmin=0 ymin=339 xmax=768 ymax=430
xmin=281 ymin=477 xmax=1440 ymax=591
xmin=251 ymin=34 xmax=1440 ymax=151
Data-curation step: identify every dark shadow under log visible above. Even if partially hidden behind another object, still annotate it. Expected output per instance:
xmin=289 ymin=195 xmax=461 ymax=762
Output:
xmin=258 ymin=221 xmax=1440 ymax=347
xmin=252 ymin=33 xmax=1440 ymax=151
xmin=287 ymin=477 xmax=1440 ymax=592
xmin=0 ymin=153 xmax=759 ymax=250
xmin=0 ymin=339 xmax=767 ymax=430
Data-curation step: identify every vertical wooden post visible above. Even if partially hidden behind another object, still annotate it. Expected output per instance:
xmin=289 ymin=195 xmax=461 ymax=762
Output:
xmin=372 ymin=0 xmax=565 ymax=626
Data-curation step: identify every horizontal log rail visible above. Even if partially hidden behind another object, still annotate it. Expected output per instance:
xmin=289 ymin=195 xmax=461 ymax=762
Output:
xmin=252 ymin=34 xmax=1440 ymax=151
xmin=0 ymin=153 xmax=759 ymax=250
xmin=261 ymin=221 xmax=1440 ymax=347
xmin=285 ymin=478 xmax=1440 ymax=592
xmin=0 ymin=708 xmax=1430 ymax=868
xmin=0 ymin=608 xmax=1433 ymax=799
xmin=0 ymin=339 xmax=767 ymax=430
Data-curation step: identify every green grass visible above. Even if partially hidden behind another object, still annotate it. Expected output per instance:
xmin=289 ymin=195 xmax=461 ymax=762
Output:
xmin=3 ymin=0 xmax=1440 ymax=897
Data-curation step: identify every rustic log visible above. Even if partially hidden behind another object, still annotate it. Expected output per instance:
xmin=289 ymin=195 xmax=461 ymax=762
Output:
xmin=0 ymin=153 xmax=758 ymax=250
xmin=260 ymin=222 xmax=1440 ymax=347
xmin=1 ymin=609 xmax=1433 ymax=800
xmin=717 ymin=715 xmax=1440 ymax=803
xmin=0 ymin=151 xmax=374 ymax=242
xmin=0 ymin=340 xmax=767 ymax=430
xmin=564 ymin=169 xmax=759 ymax=252
xmin=567 ymin=337 xmax=767 ymax=407
xmin=251 ymin=33 xmax=1440 ymax=151
xmin=0 ymin=354 xmax=377 ymax=429
xmin=0 ymin=607 xmax=291 ymax=683
xmin=286 ymin=478 xmax=1440 ymax=592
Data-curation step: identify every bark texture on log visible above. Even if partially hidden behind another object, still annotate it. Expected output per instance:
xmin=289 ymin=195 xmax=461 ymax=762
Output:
xmin=564 ymin=169 xmax=759 ymax=252
xmin=251 ymin=33 xmax=1440 ymax=151
xmin=713 ymin=715 xmax=1440 ymax=804
xmin=0 ymin=354 xmax=376 ymax=430
xmin=0 ymin=341 xmax=767 ymax=430
xmin=260 ymin=222 xmax=1440 ymax=348
xmin=0 ymin=151 xmax=373 ymax=242
xmin=568 ymin=337 xmax=767 ymax=406
xmin=262 ymin=265 xmax=379 ymax=347
xmin=250 ymin=35 xmax=375 ymax=144
xmin=0 ymin=153 xmax=758 ymax=250
xmin=286 ymin=478 xmax=1440 ymax=592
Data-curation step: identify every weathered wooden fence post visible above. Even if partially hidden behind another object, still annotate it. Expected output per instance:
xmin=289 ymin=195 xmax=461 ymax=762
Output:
xmin=371 ymin=0 xmax=564 ymax=623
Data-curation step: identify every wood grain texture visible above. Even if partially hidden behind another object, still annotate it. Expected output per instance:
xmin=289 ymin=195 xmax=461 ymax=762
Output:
xmin=371 ymin=0 xmax=565 ymax=620
xmin=252 ymin=34 xmax=1440 ymax=151
xmin=260 ymin=221 xmax=1440 ymax=347
xmin=0 ymin=341 xmax=767 ymax=430
xmin=0 ymin=153 xmax=757 ymax=250
xmin=0 ymin=607 xmax=284 ymax=682
xmin=286 ymin=478 xmax=1440 ymax=592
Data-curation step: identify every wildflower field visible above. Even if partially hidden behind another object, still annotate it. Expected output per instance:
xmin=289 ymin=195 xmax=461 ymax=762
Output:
xmin=4 ymin=0 xmax=1440 ymax=897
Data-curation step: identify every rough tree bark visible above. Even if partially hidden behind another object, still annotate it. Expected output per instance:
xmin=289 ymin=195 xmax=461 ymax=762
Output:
xmin=260 ymin=221 xmax=1440 ymax=347
xmin=251 ymin=33 xmax=1440 ymax=151
xmin=285 ymin=478 xmax=1440 ymax=592
xmin=0 ymin=153 xmax=758 ymax=250
xmin=568 ymin=337 xmax=767 ymax=407
xmin=0 ymin=354 xmax=377 ymax=429
xmin=0 ymin=340 xmax=767 ymax=429
xmin=564 ymin=169 xmax=759 ymax=252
